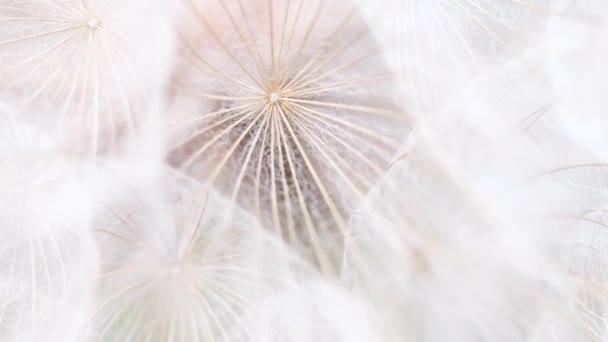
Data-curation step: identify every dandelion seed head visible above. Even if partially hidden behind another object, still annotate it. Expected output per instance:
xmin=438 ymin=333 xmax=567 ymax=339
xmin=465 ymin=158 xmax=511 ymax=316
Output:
xmin=354 ymin=0 xmax=554 ymax=113
xmin=170 ymin=0 xmax=410 ymax=273
xmin=89 ymin=176 xmax=297 ymax=341
xmin=0 ymin=0 xmax=175 ymax=158
xmin=0 ymin=109 xmax=97 ymax=342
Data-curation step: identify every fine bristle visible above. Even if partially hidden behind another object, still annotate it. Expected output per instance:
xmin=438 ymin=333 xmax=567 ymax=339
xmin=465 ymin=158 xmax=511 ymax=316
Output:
xmin=2 ymin=0 xmax=608 ymax=341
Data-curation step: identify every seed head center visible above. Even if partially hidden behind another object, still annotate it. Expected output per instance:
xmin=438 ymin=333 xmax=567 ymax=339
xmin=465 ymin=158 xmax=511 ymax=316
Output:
xmin=269 ymin=92 xmax=281 ymax=104
xmin=87 ymin=18 xmax=100 ymax=30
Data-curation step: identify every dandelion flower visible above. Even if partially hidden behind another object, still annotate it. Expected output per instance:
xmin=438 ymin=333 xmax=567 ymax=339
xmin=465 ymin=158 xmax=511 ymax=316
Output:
xmin=89 ymin=174 xmax=300 ymax=341
xmin=168 ymin=0 xmax=410 ymax=274
xmin=0 ymin=105 xmax=97 ymax=341
xmin=0 ymin=0 xmax=174 ymax=157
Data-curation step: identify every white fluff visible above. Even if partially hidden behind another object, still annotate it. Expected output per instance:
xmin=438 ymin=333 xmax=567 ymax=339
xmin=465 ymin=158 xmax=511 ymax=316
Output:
xmin=1 ymin=0 xmax=608 ymax=341
xmin=0 ymin=0 xmax=174 ymax=158
xmin=0 ymin=107 xmax=97 ymax=341
xmin=169 ymin=0 xmax=409 ymax=274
